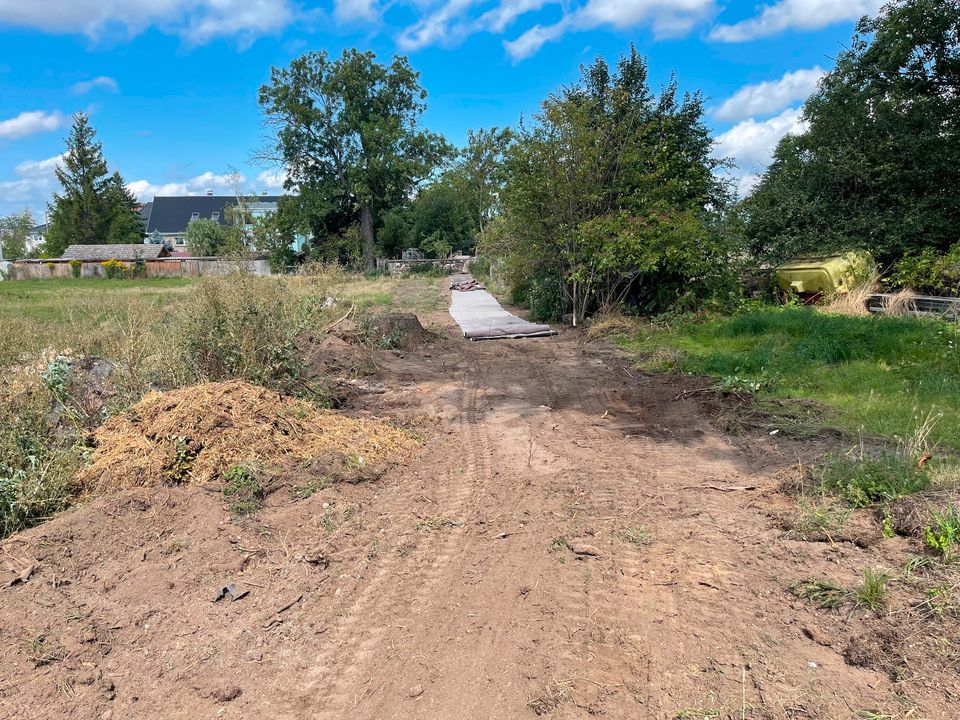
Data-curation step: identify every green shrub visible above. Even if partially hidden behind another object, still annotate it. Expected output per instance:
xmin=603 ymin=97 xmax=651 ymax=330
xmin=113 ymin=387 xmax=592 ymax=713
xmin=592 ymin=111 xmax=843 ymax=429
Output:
xmin=0 ymin=383 xmax=82 ymax=538
xmin=131 ymin=258 xmax=147 ymax=278
xmin=528 ymin=275 xmax=563 ymax=323
xmin=924 ymin=505 xmax=960 ymax=558
xmin=221 ymin=465 xmax=264 ymax=516
xmin=819 ymin=454 xmax=930 ymax=507
xmin=408 ymin=262 xmax=445 ymax=277
xmin=891 ymin=244 xmax=960 ymax=296
xmin=101 ymin=259 xmax=126 ymax=279
xmin=68 ymin=260 xmax=82 ymax=279
xmin=171 ymin=273 xmax=324 ymax=392
xmin=470 ymin=257 xmax=491 ymax=280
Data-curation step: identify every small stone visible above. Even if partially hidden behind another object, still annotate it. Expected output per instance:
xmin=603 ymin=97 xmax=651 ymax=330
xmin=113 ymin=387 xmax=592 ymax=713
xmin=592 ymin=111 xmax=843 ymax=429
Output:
xmin=409 ymin=684 xmax=424 ymax=698
xmin=569 ymin=543 xmax=601 ymax=557
xmin=101 ymin=711 xmax=114 ymax=720
xmin=802 ymin=626 xmax=833 ymax=647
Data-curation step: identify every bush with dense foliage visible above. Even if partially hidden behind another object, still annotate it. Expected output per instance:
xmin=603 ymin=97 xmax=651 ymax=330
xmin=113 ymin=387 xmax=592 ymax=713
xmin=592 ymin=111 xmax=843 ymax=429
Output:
xmin=740 ymin=0 xmax=960 ymax=266
xmin=483 ymin=47 xmax=735 ymax=322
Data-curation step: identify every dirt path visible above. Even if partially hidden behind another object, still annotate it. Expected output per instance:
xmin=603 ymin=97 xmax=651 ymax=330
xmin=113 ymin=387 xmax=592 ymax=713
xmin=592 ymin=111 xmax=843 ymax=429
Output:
xmin=1 ymin=283 xmax=957 ymax=719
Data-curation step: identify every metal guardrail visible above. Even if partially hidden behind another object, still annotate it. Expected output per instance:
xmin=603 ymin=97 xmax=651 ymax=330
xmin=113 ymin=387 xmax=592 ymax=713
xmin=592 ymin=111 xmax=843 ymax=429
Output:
xmin=865 ymin=293 xmax=960 ymax=319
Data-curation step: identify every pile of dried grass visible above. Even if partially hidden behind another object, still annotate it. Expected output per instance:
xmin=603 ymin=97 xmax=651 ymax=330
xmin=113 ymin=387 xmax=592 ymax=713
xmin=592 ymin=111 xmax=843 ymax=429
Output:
xmin=585 ymin=312 xmax=643 ymax=340
xmin=822 ymin=270 xmax=880 ymax=317
xmin=79 ymin=380 xmax=420 ymax=489
xmin=882 ymin=288 xmax=919 ymax=317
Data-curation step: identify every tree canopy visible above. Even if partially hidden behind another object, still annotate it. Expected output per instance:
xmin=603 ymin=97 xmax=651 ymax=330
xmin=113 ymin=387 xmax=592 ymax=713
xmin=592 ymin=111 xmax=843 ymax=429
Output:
xmin=741 ymin=0 xmax=960 ymax=266
xmin=44 ymin=113 xmax=143 ymax=257
xmin=258 ymin=49 xmax=451 ymax=270
xmin=0 ymin=209 xmax=34 ymax=260
xmin=487 ymin=47 xmax=734 ymax=321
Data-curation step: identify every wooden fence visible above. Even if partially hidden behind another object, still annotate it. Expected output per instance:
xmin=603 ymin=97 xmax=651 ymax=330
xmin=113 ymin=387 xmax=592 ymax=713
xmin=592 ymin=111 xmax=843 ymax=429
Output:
xmin=4 ymin=257 xmax=271 ymax=280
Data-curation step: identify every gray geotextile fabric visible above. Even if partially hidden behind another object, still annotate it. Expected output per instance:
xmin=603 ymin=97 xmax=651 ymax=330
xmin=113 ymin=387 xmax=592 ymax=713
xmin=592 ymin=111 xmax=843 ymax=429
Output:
xmin=449 ymin=288 xmax=556 ymax=341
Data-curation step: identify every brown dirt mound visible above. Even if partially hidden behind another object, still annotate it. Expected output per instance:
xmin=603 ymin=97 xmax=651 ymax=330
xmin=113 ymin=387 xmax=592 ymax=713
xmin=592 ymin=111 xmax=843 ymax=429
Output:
xmin=79 ymin=379 xmax=420 ymax=489
xmin=365 ymin=312 xmax=434 ymax=348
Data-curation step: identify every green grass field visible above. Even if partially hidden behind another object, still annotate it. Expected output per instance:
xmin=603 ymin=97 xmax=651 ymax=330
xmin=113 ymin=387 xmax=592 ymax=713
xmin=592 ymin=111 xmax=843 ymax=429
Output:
xmin=617 ymin=306 xmax=960 ymax=450
xmin=0 ymin=278 xmax=194 ymax=322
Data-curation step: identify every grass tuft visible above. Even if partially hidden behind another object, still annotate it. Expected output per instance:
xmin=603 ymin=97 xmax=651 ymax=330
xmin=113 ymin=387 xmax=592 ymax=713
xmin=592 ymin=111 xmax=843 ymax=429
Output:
xmin=855 ymin=568 xmax=891 ymax=612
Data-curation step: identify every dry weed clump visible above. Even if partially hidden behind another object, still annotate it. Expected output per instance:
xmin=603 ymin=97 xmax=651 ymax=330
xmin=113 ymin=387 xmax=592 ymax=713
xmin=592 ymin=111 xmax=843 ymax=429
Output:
xmin=882 ymin=288 xmax=919 ymax=317
xmin=585 ymin=312 xmax=644 ymax=340
xmin=79 ymin=379 xmax=421 ymax=490
xmin=822 ymin=270 xmax=880 ymax=317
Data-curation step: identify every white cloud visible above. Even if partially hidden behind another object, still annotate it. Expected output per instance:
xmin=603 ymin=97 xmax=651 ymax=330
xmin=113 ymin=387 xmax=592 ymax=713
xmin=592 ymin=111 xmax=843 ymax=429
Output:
xmin=710 ymin=0 xmax=883 ymax=43
xmin=126 ymin=171 xmax=249 ymax=202
xmin=333 ymin=0 xmax=380 ymax=23
xmin=713 ymin=66 xmax=825 ymax=121
xmin=713 ymin=106 xmax=806 ymax=171
xmin=0 ymin=110 xmax=66 ymax=140
xmin=256 ymin=168 xmax=288 ymax=192
xmin=0 ymin=0 xmax=297 ymax=44
xmin=398 ymin=0 xmax=481 ymax=50
xmin=0 ymin=154 xmax=64 ymax=215
xmin=477 ymin=0 xmax=557 ymax=33
xmin=71 ymin=76 xmax=120 ymax=95
xmin=504 ymin=0 xmax=715 ymax=61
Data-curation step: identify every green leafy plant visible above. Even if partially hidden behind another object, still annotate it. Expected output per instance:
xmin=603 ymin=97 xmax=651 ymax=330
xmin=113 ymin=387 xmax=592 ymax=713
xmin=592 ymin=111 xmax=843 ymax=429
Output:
xmin=68 ymin=259 xmax=82 ymax=278
xmin=923 ymin=504 xmax=960 ymax=558
xmin=101 ymin=258 xmax=126 ymax=279
xmin=167 ymin=436 xmax=198 ymax=484
xmin=819 ymin=454 xmax=930 ymax=507
xmin=221 ymin=464 xmax=264 ymax=516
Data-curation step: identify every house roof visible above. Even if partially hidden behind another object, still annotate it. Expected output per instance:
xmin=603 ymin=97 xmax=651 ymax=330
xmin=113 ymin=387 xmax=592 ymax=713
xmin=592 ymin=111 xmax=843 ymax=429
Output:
xmin=145 ymin=195 xmax=282 ymax=234
xmin=62 ymin=244 xmax=167 ymax=261
xmin=138 ymin=202 xmax=153 ymax=225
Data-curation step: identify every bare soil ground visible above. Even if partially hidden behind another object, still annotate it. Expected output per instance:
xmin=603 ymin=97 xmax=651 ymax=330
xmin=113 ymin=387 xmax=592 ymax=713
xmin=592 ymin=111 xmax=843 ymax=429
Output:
xmin=1 ymin=282 xmax=958 ymax=719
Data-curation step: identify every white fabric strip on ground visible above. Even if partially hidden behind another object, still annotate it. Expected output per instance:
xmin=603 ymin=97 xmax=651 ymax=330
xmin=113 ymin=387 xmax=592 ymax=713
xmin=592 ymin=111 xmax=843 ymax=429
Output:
xmin=449 ymin=287 xmax=556 ymax=341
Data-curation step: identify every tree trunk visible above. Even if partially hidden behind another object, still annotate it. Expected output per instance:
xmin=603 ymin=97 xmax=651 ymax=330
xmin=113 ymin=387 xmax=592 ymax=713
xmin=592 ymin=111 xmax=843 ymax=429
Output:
xmin=361 ymin=204 xmax=376 ymax=272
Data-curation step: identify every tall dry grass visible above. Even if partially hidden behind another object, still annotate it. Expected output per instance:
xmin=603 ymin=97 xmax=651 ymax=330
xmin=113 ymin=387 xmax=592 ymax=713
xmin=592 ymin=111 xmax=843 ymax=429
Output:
xmin=822 ymin=269 xmax=880 ymax=317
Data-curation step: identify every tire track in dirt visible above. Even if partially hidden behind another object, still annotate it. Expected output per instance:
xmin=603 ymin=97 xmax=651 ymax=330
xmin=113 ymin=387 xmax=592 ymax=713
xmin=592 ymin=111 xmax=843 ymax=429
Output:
xmin=294 ymin=363 xmax=496 ymax=718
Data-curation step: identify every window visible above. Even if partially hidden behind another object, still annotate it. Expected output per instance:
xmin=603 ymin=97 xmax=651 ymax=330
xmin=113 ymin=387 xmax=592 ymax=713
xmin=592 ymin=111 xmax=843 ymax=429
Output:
xmin=211 ymin=212 xmax=220 ymax=221
xmin=175 ymin=237 xmax=186 ymax=246
xmin=190 ymin=212 xmax=200 ymax=222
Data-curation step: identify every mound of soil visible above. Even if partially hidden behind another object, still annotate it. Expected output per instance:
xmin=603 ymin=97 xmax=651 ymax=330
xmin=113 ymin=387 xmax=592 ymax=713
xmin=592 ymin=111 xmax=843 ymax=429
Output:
xmin=302 ymin=334 xmax=374 ymax=377
xmin=365 ymin=313 xmax=433 ymax=349
xmin=79 ymin=380 xmax=420 ymax=489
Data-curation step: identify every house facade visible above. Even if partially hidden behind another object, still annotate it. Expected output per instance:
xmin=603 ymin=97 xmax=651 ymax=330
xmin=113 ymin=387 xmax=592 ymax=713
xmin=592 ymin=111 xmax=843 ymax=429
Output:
xmin=143 ymin=193 xmax=284 ymax=250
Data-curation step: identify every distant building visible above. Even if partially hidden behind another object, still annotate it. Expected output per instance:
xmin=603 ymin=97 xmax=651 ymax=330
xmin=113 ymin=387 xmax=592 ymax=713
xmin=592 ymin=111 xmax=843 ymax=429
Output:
xmin=143 ymin=193 xmax=284 ymax=249
xmin=26 ymin=223 xmax=47 ymax=252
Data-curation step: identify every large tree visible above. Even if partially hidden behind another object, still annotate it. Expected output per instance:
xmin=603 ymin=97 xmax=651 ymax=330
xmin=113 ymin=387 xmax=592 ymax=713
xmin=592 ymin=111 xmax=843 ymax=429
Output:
xmin=408 ymin=182 xmax=475 ymax=257
xmin=44 ymin=113 xmax=143 ymax=256
xmin=0 ymin=209 xmax=34 ymax=260
xmin=741 ymin=0 xmax=960 ymax=265
xmin=258 ymin=49 xmax=450 ymax=270
xmin=448 ymin=127 xmax=513 ymax=237
xmin=491 ymin=47 xmax=733 ymax=321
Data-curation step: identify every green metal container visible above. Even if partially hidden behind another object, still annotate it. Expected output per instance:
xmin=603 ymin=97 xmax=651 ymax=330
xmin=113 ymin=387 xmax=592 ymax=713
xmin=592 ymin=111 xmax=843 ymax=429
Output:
xmin=775 ymin=251 xmax=875 ymax=296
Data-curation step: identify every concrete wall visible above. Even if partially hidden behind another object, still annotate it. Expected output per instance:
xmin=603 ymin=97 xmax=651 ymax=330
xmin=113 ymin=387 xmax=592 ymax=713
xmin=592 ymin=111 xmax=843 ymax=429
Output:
xmin=376 ymin=257 xmax=473 ymax=275
xmin=5 ymin=257 xmax=271 ymax=280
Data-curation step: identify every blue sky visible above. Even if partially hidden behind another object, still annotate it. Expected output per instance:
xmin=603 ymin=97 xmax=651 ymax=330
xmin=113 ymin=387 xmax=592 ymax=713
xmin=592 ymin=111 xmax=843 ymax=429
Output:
xmin=0 ymin=0 xmax=884 ymax=219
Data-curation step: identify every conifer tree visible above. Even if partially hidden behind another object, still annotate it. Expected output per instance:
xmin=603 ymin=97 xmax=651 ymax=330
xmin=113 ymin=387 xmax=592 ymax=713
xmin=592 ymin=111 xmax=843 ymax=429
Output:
xmin=44 ymin=113 xmax=142 ymax=255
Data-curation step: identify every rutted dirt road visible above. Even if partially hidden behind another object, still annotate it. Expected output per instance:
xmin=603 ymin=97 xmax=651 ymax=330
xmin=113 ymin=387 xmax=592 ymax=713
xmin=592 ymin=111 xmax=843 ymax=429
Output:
xmin=1 ymin=283 xmax=957 ymax=719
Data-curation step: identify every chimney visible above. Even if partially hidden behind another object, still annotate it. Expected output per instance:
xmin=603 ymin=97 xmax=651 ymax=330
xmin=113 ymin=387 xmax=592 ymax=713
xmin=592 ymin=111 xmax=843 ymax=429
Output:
xmin=205 ymin=189 xmax=213 ymax=196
